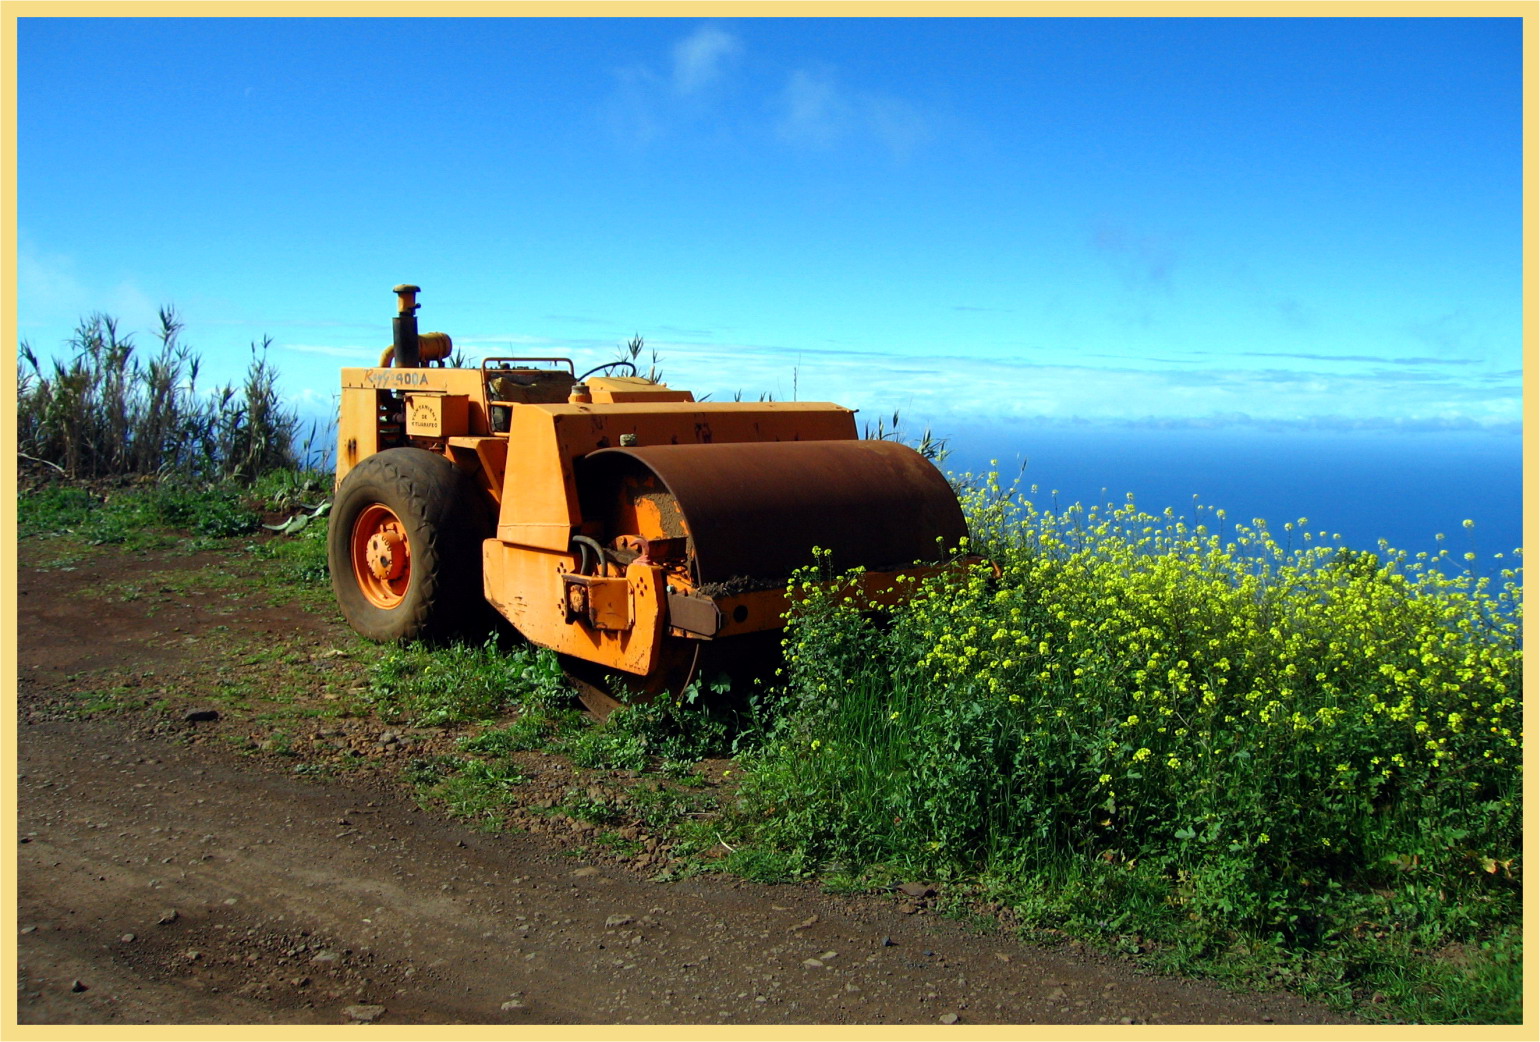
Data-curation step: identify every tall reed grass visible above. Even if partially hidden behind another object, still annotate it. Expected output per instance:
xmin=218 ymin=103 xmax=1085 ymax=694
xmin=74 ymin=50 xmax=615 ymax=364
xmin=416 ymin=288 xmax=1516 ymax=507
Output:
xmin=18 ymin=308 xmax=304 ymax=482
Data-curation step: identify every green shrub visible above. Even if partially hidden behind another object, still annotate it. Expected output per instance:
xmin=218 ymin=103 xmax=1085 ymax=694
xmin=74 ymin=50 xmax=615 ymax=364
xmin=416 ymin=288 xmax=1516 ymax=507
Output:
xmin=410 ymin=756 xmax=525 ymax=830
xmin=559 ymin=675 xmax=742 ymax=773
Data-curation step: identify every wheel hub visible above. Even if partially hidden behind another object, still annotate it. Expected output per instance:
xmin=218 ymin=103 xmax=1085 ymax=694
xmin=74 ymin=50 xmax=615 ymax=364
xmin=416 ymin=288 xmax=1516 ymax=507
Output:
xmin=366 ymin=529 xmax=407 ymax=581
xmin=350 ymin=503 xmax=412 ymax=610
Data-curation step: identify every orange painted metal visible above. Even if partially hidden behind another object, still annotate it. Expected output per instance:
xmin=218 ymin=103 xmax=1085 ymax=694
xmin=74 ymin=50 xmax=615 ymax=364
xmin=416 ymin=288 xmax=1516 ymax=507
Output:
xmin=494 ymin=401 xmax=859 ymax=551
xmin=587 ymin=376 xmax=694 ymax=403
xmin=351 ymin=503 xmax=411 ymax=609
xmin=580 ymin=439 xmax=967 ymax=585
xmin=667 ymin=561 xmax=975 ymax=639
xmin=334 ymin=287 xmax=970 ymax=690
xmin=483 ymin=541 xmax=667 ymax=676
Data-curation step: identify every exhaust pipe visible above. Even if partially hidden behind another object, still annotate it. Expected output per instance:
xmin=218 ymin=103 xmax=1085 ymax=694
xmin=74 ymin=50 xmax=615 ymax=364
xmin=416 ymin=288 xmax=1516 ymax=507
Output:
xmin=392 ymin=283 xmax=421 ymax=368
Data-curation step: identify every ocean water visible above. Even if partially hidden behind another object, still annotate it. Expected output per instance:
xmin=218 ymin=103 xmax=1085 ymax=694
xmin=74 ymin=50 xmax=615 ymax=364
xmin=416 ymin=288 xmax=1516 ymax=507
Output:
xmin=935 ymin=423 xmax=1525 ymax=575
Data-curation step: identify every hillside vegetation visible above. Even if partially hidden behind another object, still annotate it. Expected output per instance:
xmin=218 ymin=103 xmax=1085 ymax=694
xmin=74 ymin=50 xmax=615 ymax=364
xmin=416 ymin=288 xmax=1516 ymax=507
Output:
xmin=15 ymin=316 xmax=1524 ymax=1023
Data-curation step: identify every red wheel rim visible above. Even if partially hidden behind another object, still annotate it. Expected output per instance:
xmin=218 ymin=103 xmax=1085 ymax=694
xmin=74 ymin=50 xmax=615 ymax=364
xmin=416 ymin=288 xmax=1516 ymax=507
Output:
xmin=351 ymin=504 xmax=410 ymax=609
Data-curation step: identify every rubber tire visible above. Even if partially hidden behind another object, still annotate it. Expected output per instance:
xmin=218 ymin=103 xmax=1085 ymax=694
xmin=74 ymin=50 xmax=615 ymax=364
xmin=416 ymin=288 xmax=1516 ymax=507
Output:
xmin=329 ymin=448 xmax=488 ymax=642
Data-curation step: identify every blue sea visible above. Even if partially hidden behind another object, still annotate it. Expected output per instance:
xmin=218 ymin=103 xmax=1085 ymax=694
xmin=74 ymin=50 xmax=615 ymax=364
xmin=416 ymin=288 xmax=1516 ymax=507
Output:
xmin=935 ymin=422 xmax=1525 ymax=577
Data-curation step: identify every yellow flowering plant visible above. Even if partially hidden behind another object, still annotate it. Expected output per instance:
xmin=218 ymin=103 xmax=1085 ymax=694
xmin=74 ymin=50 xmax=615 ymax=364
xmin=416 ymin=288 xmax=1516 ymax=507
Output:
xmin=734 ymin=468 xmax=1521 ymax=1005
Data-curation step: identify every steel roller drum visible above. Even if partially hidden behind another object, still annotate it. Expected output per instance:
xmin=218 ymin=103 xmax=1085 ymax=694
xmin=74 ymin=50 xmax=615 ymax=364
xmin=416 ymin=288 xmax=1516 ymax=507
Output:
xmin=581 ymin=439 xmax=967 ymax=586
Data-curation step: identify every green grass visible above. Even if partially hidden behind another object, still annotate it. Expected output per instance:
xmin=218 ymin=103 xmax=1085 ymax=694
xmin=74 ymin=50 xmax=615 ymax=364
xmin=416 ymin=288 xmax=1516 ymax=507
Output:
xmin=458 ymin=709 xmax=586 ymax=755
xmin=363 ymin=637 xmax=569 ymax=727
xmin=404 ymin=752 xmax=528 ymax=831
xmin=18 ymin=480 xmax=261 ymax=548
xmin=71 ymin=686 xmax=149 ymax=716
xmin=725 ymin=471 xmax=1523 ymax=1024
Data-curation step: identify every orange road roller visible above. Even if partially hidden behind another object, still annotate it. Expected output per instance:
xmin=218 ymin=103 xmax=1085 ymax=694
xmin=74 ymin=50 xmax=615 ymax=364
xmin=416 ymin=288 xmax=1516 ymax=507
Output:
xmin=330 ymin=285 xmax=969 ymax=710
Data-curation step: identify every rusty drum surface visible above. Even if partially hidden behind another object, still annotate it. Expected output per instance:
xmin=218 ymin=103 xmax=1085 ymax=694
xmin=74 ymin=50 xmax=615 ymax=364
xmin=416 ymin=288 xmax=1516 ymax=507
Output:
xmin=580 ymin=440 xmax=966 ymax=586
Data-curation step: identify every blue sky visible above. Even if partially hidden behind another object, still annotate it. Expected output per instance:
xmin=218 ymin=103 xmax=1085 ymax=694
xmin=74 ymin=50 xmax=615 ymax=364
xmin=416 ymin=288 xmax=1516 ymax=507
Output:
xmin=15 ymin=15 xmax=1526 ymax=436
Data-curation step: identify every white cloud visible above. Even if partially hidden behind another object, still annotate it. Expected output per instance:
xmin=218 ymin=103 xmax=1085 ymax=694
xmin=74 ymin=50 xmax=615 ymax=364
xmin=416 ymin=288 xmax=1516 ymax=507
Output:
xmin=774 ymin=68 xmax=850 ymax=147
xmin=603 ymin=27 xmax=932 ymax=161
xmin=773 ymin=67 xmax=930 ymax=159
xmin=865 ymin=94 xmax=931 ymax=161
xmin=17 ymin=238 xmax=90 ymax=324
xmin=672 ymin=26 xmax=740 ymax=96
xmin=640 ymin=340 xmax=1522 ymax=433
xmin=256 ymin=329 xmax=1519 ymax=444
xmin=17 ymin=235 xmax=167 ymax=352
xmin=603 ymin=25 xmax=742 ymax=146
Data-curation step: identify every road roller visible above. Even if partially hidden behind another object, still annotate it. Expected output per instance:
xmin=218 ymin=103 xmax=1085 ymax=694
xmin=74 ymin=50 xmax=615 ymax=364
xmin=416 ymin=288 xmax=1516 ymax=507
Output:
xmin=330 ymin=285 xmax=968 ymax=712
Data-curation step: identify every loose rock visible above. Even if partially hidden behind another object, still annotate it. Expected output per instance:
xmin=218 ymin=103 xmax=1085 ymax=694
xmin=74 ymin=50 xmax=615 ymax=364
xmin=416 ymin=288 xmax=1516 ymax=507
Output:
xmin=343 ymin=1004 xmax=386 ymax=1022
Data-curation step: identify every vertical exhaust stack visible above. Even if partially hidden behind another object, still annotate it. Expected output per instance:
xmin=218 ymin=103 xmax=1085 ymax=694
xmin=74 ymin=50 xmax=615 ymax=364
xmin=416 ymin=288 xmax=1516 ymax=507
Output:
xmin=393 ymin=283 xmax=421 ymax=368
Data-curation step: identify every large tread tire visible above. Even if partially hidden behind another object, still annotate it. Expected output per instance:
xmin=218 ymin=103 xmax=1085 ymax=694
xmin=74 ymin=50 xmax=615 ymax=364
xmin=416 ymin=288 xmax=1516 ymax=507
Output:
xmin=329 ymin=447 xmax=489 ymax=643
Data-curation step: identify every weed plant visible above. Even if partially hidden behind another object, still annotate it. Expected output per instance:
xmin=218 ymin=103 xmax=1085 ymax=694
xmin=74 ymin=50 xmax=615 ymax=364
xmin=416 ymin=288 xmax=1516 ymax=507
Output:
xmin=246 ymin=518 xmax=331 ymax=585
xmin=735 ymin=469 xmax=1523 ymax=1022
xmin=564 ymin=678 xmax=740 ymax=773
xmin=248 ymin=467 xmax=333 ymax=511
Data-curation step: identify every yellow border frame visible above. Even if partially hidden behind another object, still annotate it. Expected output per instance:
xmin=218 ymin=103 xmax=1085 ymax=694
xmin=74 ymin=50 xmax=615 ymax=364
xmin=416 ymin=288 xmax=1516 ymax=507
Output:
xmin=2 ymin=4 xmax=1534 ymax=1040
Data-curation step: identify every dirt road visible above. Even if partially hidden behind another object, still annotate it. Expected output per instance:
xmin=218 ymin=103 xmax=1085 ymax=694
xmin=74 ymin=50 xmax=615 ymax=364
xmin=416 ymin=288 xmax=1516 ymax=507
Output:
xmin=12 ymin=537 xmax=1356 ymax=1028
